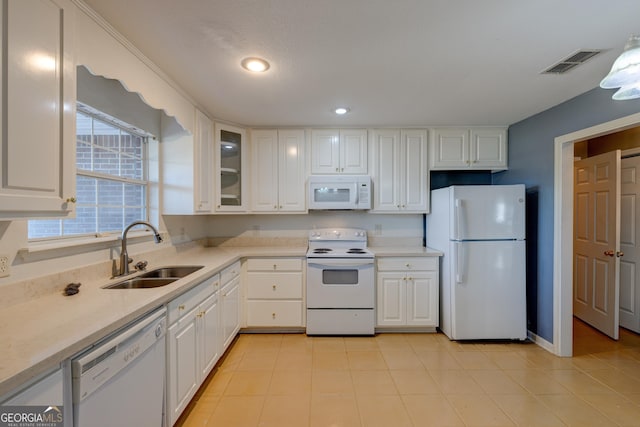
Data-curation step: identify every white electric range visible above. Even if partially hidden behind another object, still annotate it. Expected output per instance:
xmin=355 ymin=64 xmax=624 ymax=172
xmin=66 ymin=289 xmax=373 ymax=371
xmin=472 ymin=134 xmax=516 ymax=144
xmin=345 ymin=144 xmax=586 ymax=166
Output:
xmin=306 ymin=228 xmax=375 ymax=335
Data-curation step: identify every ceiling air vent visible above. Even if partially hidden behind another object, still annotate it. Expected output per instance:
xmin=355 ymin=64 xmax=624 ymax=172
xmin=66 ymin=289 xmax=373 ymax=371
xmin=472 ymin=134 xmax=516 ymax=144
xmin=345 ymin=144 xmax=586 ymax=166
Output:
xmin=542 ymin=49 xmax=602 ymax=74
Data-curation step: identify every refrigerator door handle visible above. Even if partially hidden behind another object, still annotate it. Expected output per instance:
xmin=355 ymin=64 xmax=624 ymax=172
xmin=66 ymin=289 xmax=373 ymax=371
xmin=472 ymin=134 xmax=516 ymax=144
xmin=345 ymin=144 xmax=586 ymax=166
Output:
xmin=455 ymin=243 xmax=466 ymax=283
xmin=454 ymin=198 xmax=464 ymax=239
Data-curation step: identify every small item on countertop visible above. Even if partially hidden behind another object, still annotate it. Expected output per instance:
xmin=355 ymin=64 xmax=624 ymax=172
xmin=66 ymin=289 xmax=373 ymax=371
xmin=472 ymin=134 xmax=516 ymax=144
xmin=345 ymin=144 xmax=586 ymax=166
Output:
xmin=64 ymin=282 xmax=82 ymax=296
xmin=135 ymin=260 xmax=148 ymax=271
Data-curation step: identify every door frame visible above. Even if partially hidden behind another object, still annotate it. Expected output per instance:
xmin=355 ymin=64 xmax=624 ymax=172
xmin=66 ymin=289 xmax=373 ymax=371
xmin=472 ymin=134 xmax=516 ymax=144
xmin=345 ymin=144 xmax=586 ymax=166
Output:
xmin=554 ymin=111 xmax=640 ymax=356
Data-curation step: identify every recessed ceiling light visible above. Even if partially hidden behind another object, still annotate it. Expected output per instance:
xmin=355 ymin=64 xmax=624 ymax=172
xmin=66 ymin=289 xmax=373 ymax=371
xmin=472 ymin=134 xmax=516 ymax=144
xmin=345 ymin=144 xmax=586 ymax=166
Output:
xmin=334 ymin=107 xmax=350 ymax=115
xmin=241 ymin=57 xmax=270 ymax=72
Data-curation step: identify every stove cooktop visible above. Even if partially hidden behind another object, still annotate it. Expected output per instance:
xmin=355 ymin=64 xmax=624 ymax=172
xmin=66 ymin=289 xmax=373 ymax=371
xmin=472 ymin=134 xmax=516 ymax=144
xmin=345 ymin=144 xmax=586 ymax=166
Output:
xmin=306 ymin=228 xmax=373 ymax=258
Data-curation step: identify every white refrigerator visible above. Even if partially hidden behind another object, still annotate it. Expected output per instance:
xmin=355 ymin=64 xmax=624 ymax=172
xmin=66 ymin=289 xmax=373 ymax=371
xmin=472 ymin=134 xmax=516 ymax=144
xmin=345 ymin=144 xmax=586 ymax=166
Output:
xmin=426 ymin=185 xmax=527 ymax=340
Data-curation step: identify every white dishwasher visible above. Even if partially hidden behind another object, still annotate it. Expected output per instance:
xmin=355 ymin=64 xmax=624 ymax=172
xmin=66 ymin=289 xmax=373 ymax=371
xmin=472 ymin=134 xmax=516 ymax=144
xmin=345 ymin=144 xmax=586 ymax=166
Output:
xmin=72 ymin=308 xmax=166 ymax=427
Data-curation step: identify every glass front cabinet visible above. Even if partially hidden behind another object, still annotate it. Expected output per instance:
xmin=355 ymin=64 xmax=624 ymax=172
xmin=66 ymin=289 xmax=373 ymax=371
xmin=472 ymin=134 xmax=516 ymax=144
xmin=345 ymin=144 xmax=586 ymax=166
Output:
xmin=215 ymin=123 xmax=247 ymax=212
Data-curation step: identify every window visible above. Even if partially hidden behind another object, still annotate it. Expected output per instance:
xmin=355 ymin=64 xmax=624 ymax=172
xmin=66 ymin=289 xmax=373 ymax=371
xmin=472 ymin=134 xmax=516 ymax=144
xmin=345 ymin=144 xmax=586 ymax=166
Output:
xmin=28 ymin=105 xmax=150 ymax=239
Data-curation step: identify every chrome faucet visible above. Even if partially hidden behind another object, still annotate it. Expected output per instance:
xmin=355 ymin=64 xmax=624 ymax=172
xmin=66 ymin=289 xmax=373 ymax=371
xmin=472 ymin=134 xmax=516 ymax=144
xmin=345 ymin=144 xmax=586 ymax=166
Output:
xmin=116 ymin=221 xmax=163 ymax=277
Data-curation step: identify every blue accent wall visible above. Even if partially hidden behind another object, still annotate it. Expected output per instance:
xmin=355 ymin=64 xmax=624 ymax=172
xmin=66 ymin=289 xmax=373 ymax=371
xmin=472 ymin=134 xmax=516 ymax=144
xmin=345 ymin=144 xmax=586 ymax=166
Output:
xmin=492 ymin=87 xmax=640 ymax=343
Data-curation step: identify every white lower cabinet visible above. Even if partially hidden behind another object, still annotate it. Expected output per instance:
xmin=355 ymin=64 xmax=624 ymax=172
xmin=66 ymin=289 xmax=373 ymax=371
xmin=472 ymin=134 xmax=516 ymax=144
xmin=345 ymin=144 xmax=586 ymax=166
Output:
xmin=245 ymin=258 xmax=304 ymax=327
xmin=220 ymin=262 xmax=241 ymax=350
xmin=376 ymin=257 xmax=439 ymax=328
xmin=167 ymin=274 xmax=220 ymax=426
xmin=1 ymin=367 xmax=64 ymax=406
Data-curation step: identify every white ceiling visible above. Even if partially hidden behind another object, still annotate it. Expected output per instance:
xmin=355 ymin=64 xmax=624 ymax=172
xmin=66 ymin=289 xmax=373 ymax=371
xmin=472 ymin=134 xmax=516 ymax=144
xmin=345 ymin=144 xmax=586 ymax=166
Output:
xmin=82 ymin=0 xmax=640 ymax=128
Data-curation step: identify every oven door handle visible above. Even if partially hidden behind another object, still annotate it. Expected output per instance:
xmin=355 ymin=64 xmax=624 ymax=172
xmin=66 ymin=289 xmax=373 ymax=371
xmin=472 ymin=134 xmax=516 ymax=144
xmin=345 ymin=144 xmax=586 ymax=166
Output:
xmin=308 ymin=262 xmax=373 ymax=269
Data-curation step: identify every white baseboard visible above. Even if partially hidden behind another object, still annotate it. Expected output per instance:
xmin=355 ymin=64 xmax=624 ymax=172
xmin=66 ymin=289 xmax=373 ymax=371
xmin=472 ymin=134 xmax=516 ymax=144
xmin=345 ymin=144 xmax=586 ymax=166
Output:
xmin=527 ymin=330 xmax=560 ymax=355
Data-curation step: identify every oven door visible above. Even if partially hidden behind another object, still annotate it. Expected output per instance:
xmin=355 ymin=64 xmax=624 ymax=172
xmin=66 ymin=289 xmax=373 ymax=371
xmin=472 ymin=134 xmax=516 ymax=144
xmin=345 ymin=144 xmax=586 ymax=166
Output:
xmin=306 ymin=258 xmax=374 ymax=308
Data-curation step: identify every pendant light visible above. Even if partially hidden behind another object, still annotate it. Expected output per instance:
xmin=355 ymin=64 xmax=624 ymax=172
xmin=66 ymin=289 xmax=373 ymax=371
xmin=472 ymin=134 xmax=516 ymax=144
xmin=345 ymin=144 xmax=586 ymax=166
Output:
xmin=600 ymin=35 xmax=640 ymax=100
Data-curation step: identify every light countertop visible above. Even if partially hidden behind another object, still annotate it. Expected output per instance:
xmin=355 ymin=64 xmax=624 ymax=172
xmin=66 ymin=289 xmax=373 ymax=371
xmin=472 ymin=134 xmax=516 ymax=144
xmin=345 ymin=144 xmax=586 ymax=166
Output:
xmin=0 ymin=244 xmax=440 ymax=397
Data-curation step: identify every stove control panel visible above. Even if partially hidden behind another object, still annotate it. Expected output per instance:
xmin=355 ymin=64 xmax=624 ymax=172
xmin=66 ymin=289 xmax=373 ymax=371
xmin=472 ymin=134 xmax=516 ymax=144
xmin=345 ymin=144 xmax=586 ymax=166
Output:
xmin=309 ymin=228 xmax=367 ymax=241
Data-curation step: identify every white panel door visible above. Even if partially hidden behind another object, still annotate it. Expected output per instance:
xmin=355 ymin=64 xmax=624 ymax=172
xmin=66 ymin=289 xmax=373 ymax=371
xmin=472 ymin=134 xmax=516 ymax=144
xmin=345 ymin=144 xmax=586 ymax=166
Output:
xmin=430 ymin=128 xmax=469 ymax=169
xmin=619 ymin=155 xmax=639 ymax=333
xmin=470 ymin=128 xmax=507 ymax=169
xmin=450 ymin=241 xmax=526 ymax=340
xmin=221 ymin=276 xmax=240 ymax=350
xmin=451 ymin=185 xmax=526 ymax=240
xmin=195 ymin=109 xmax=213 ymax=212
xmin=406 ymin=272 xmax=438 ymax=326
xmin=0 ymin=0 xmax=76 ymax=218
xmin=311 ymin=129 xmax=340 ymax=173
xmin=278 ymin=129 xmax=306 ymax=212
xmin=168 ymin=309 xmax=199 ymax=425
xmin=340 ymin=129 xmax=368 ymax=174
xmin=371 ymin=129 xmax=401 ymax=211
xmin=573 ymin=151 xmax=621 ymax=340
xmin=199 ymin=293 xmax=220 ymax=379
xmin=376 ymin=272 xmax=405 ymax=326
xmin=402 ymin=129 xmax=429 ymax=212
xmin=251 ymin=129 xmax=279 ymax=211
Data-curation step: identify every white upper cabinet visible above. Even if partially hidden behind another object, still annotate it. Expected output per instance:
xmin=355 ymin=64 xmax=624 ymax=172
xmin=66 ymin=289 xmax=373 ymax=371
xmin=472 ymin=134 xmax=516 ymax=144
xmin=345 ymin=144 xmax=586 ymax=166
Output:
xmin=0 ymin=0 xmax=76 ymax=219
xmin=194 ymin=110 xmax=214 ymax=212
xmin=430 ymin=127 xmax=507 ymax=171
xmin=162 ymin=108 xmax=213 ymax=214
xmin=370 ymin=129 xmax=429 ymax=213
xmin=215 ymin=123 xmax=247 ymax=212
xmin=311 ymin=129 xmax=367 ymax=174
xmin=251 ymin=129 xmax=306 ymax=213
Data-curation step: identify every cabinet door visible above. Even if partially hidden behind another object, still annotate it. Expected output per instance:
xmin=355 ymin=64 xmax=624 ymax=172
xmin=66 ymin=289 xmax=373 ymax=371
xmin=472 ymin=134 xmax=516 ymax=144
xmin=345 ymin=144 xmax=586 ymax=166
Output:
xmin=430 ymin=128 xmax=469 ymax=169
xmin=195 ymin=109 xmax=213 ymax=212
xmin=3 ymin=368 xmax=63 ymax=406
xmin=470 ymin=128 xmax=507 ymax=169
xmin=340 ymin=129 xmax=368 ymax=174
xmin=311 ymin=129 xmax=340 ymax=174
xmin=216 ymin=123 xmax=247 ymax=212
xmin=376 ymin=272 xmax=405 ymax=326
xmin=251 ymin=129 xmax=279 ymax=212
xmin=168 ymin=309 xmax=199 ymax=425
xmin=278 ymin=129 xmax=306 ymax=212
xmin=402 ymin=130 xmax=429 ymax=212
xmin=371 ymin=129 xmax=401 ymax=212
xmin=0 ymin=0 xmax=76 ymax=219
xmin=199 ymin=292 xmax=220 ymax=379
xmin=406 ymin=271 xmax=438 ymax=326
xmin=221 ymin=276 xmax=240 ymax=350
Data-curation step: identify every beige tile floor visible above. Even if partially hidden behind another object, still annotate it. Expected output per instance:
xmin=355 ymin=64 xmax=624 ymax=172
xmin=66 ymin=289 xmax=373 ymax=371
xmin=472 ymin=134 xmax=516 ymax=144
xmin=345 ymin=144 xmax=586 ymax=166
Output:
xmin=177 ymin=319 xmax=640 ymax=427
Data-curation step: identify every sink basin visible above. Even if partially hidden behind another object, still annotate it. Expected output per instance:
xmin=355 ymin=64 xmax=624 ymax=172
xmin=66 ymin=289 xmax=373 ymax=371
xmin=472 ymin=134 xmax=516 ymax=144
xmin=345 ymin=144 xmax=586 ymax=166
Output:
xmin=104 ymin=265 xmax=204 ymax=289
xmin=104 ymin=277 xmax=178 ymax=289
xmin=138 ymin=265 xmax=204 ymax=279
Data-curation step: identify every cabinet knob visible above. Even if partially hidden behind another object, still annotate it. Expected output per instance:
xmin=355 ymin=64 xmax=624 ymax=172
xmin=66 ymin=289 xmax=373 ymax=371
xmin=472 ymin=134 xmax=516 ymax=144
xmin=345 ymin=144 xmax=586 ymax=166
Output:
xmin=279 ymin=205 xmax=283 ymax=209
xmin=272 ymin=312 xmax=276 ymax=319
xmin=274 ymin=205 xmax=278 ymax=209
xmin=407 ymin=276 xmax=413 ymax=281
xmin=604 ymin=250 xmax=614 ymax=257
xmin=273 ymin=264 xmax=277 ymax=270
xmin=178 ymin=304 xmax=185 ymax=310
xmin=336 ymin=167 xmax=339 ymax=172
xmin=272 ymin=284 xmax=277 ymax=291
xmin=617 ymin=251 xmax=625 ymax=257
xmin=405 ymin=263 xmax=410 ymax=267
xmin=66 ymin=197 xmax=77 ymax=203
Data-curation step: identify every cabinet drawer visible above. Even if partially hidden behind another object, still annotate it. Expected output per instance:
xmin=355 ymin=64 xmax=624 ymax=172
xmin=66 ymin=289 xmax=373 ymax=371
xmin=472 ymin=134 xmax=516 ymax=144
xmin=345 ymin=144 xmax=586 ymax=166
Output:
xmin=246 ymin=258 xmax=303 ymax=272
xmin=246 ymin=301 xmax=303 ymax=326
xmin=168 ymin=274 xmax=219 ymax=324
xmin=220 ymin=261 xmax=241 ymax=284
xmin=377 ymin=257 xmax=437 ymax=271
xmin=246 ymin=272 xmax=303 ymax=299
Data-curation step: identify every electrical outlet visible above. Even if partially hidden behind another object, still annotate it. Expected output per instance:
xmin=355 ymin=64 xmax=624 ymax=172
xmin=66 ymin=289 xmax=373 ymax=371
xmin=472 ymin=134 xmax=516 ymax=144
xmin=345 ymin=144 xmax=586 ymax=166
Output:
xmin=0 ymin=254 xmax=9 ymax=278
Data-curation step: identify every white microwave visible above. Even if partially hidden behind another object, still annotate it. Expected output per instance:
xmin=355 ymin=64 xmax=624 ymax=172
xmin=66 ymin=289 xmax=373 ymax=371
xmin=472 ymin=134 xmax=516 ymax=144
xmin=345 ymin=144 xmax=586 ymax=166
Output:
xmin=308 ymin=175 xmax=371 ymax=210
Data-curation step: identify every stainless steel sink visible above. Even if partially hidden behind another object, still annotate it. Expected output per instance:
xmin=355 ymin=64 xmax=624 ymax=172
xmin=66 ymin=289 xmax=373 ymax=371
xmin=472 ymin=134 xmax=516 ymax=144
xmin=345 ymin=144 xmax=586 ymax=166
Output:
xmin=104 ymin=277 xmax=178 ymax=289
xmin=138 ymin=265 xmax=203 ymax=278
xmin=104 ymin=265 xmax=204 ymax=289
